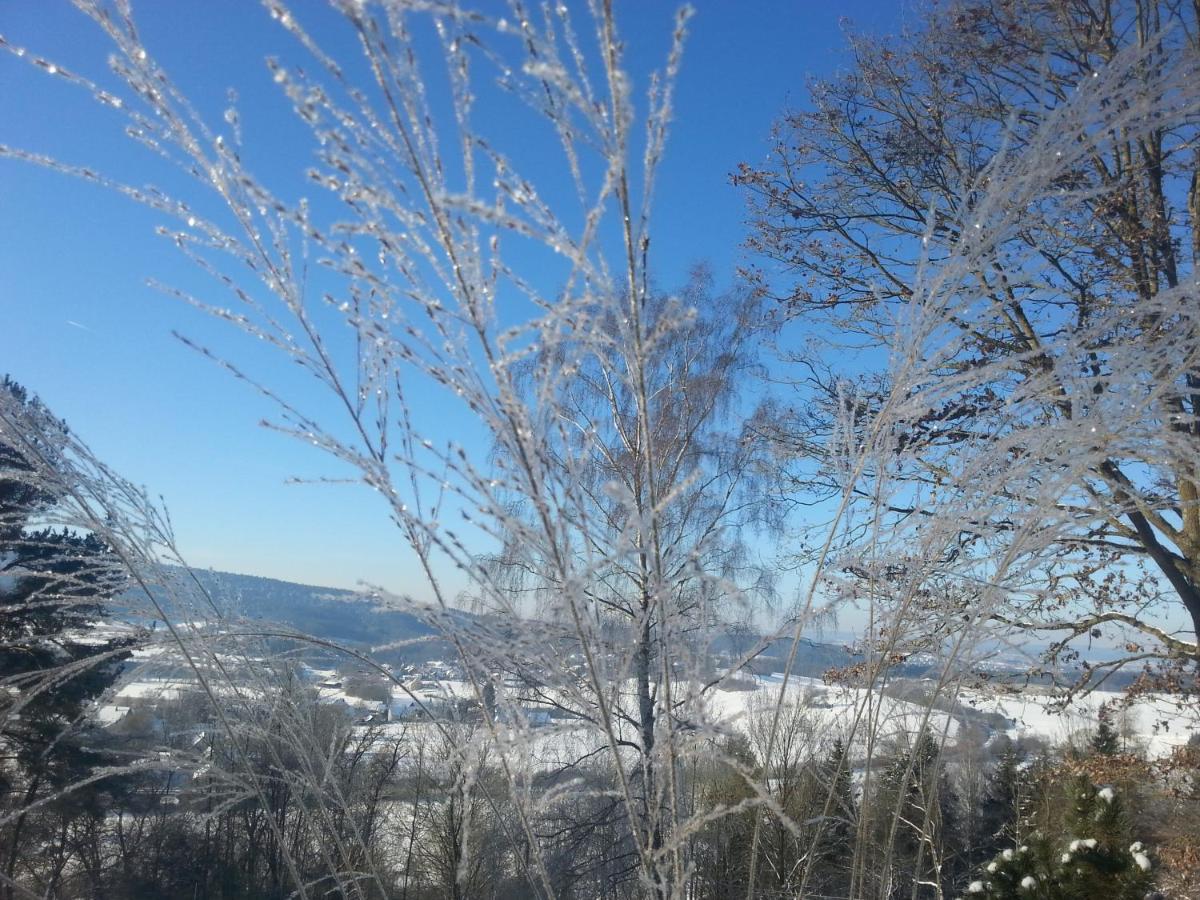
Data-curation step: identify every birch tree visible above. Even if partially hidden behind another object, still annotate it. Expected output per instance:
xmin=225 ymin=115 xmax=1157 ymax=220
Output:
xmin=3 ymin=2 xmax=773 ymax=895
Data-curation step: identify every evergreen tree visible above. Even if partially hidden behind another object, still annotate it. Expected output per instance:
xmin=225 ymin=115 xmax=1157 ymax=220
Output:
xmin=960 ymin=776 xmax=1153 ymax=900
xmin=1091 ymin=703 xmax=1121 ymax=756
xmin=691 ymin=735 xmax=759 ymax=899
xmin=0 ymin=377 xmax=137 ymax=896
xmin=876 ymin=731 xmax=961 ymax=898
xmin=973 ymin=744 xmax=1024 ymax=866
xmin=1056 ymin=774 xmax=1150 ymax=897
xmin=810 ymin=737 xmax=856 ymax=895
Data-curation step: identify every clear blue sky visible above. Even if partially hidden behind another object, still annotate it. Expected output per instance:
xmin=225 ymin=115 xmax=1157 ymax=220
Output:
xmin=1 ymin=1 xmax=906 ymax=592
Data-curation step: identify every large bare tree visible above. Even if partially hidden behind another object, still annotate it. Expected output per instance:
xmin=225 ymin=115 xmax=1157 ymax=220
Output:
xmin=737 ymin=0 xmax=1200 ymax=679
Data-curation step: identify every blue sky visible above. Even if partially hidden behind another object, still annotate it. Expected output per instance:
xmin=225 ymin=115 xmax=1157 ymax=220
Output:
xmin=1 ymin=1 xmax=906 ymax=592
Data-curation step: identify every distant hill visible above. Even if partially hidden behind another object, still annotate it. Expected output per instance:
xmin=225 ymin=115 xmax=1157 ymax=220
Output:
xmin=127 ymin=569 xmax=440 ymax=661
xmin=129 ymin=569 xmax=860 ymax=674
xmin=711 ymin=632 xmax=857 ymax=679
xmin=192 ymin=569 xmax=434 ymax=644
xmin=128 ymin=569 xmax=1135 ymax=689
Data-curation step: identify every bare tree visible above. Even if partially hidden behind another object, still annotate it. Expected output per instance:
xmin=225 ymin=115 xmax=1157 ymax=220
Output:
xmin=3 ymin=2 xmax=777 ymax=895
xmin=737 ymin=0 xmax=1200 ymax=680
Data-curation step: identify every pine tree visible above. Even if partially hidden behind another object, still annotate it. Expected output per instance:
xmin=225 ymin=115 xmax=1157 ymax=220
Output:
xmin=0 ymin=377 xmax=137 ymax=895
xmin=973 ymin=745 xmax=1024 ymax=866
xmin=1091 ymin=703 xmax=1121 ymax=756
xmin=876 ymin=731 xmax=961 ymax=898
xmin=822 ymin=737 xmax=855 ymax=850
xmin=691 ymin=735 xmax=759 ymax=898
xmin=960 ymin=776 xmax=1153 ymax=900
xmin=1056 ymin=774 xmax=1151 ymax=897
xmin=810 ymin=737 xmax=856 ymax=895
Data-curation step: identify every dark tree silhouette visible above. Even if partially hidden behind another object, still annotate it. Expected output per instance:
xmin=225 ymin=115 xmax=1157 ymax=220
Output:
xmin=0 ymin=377 xmax=137 ymax=897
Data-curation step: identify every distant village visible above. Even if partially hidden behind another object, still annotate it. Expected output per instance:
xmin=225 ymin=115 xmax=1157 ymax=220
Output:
xmin=100 ymin=655 xmax=566 ymax=733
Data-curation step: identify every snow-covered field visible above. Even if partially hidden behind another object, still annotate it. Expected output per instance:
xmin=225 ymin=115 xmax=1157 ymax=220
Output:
xmin=97 ymin=664 xmax=1200 ymax=762
xmin=706 ymin=673 xmax=1197 ymax=759
xmin=708 ymin=673 xmax=960 ymax=750
xmin=959 ymin=685 xmax=1197 ymax=757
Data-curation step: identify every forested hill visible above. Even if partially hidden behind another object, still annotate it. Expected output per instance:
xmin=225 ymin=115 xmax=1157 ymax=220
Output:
xmin=121 ymin=570 xmax=1142 ymax=687
xmin=127 ymin=569 xmax=437 ymax=653
xmin=123 ymin=569 xmax=861 ymax=675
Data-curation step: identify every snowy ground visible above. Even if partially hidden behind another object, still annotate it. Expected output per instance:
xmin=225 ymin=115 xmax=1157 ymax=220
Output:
xmin=957 ymin=685 xmax=1197 ymax=757
xmin=706 ymin=673 xmax=1198 ymax=759
xmin=96 ymin=667 xmax=1200 ymax=763
xmin=706 ymin=673 xmax=961 ymax=751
